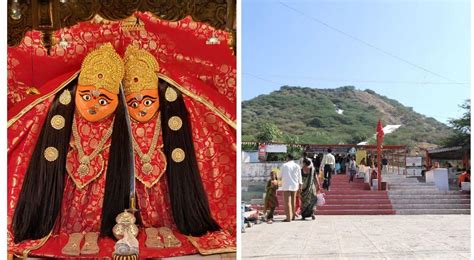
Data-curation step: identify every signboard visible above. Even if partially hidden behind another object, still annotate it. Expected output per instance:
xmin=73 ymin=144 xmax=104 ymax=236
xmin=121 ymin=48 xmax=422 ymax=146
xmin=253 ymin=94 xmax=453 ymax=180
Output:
xmin=258 ymin=144 xmax=267 ymax=161
xmin=406 ymin=157 xmax=422 ymax=167
xmin=265 ymin=144 xmax=287 ymax=153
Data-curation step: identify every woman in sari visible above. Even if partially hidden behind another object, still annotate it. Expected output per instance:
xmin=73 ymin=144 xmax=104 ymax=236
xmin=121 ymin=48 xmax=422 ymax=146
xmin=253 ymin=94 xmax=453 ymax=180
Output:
xmin=300 ymin=158 xmax=319 ymax=220
xmin=263 ymin=170 xmax=279 ymax=224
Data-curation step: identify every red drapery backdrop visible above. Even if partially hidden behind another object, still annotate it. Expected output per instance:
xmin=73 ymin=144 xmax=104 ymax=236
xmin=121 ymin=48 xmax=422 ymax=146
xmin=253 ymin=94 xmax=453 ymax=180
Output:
xmin=8 ymin=12 xmax=236 ymax=258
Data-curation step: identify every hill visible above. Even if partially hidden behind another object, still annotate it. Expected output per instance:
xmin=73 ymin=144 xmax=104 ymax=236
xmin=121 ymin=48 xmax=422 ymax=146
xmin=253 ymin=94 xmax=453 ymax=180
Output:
xmin=242 ymin=86 xmax=453 ymax=148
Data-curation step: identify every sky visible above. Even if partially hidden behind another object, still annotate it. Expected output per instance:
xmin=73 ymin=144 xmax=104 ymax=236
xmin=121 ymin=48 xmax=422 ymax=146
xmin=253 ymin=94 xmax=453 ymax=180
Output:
xmin=242 ymin=0 xmax=471 ymax=125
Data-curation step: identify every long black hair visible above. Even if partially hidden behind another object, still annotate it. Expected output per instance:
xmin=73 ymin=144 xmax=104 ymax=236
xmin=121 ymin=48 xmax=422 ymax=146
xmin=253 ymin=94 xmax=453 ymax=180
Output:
xmin=12 ymin=79 xmax=132 ymax=242
xmin=158 ymin=79 xmax=221 ymax=236
xmin=12 ymin=78 xmax=78 ymax=243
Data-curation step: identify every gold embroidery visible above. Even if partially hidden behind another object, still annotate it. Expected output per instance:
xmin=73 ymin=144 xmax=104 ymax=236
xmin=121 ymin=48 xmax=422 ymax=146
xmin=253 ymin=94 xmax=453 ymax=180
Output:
xmin=7 ymin=70 xmax=80 ymax=128
xmin=158 ymin=74 xmax=236 ymax=129
xmin=44 ymin=147 xmax=59 ymax=162
xmin=59 ymin=89 xmax=72 ymax=105
xmin=25 ymin=87 xmax=40 ymax=95
xmin=67 ymin=153 xmax=106 ymax=190
xmin=171 ymin=148 xmax=185 ymax=163
xmin=134 ymin=148 xmax=167 ymax=189
xmin=168 ymin=116 xmax=182 ymax=131
xmin=51 ymin=115 xmax=65 ymax=130
xmin=78 ymin=43 xmax=124 ymax=94
xmin=123 ymin=46 xmax=159 ymax=95
xmin=186 ymin=236 xmax=236 ymax=255
xmin=20 ymin=231 xmax=53 ymax=257
xmin=164 ymin=87 xmax=177 ymax=102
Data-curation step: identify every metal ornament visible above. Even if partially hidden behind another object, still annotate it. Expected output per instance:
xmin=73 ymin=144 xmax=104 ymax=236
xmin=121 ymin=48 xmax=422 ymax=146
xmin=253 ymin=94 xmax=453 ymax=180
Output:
xmin=59 ymin=89 xmax=72 ymax=105
xmin=44 ymin=147 xmax=59 ymax=162
xmin=168 ymin=116 xmax=182 ymax=131
xmin=165 ymin=87 xmax=177 ymax=102
xmin=171 ymin=148 xmax=185 ymax=163
xmin=51 ymin=115 xmax=66 ymax=130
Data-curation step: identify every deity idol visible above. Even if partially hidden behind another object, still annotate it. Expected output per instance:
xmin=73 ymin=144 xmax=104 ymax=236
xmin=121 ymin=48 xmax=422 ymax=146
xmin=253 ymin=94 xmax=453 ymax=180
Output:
xmin=122 ymin=46 xmax=220 ymax=245
xmin=11 ymin=43 xmax=133 ymax=255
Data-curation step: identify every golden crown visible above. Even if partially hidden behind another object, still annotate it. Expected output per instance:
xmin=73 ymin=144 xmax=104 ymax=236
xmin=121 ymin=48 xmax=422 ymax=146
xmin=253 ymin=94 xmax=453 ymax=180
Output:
xmin=123 ymin=45 xmax=159 ymax=95
xmin=78 ymin=43 xmax=124 ymax=94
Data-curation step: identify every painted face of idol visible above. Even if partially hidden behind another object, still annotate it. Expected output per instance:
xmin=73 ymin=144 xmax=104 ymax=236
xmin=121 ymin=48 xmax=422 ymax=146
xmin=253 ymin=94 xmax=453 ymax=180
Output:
xmin=75 ymin=85 xmax=119 ymax=122
xmin=126 ymin=88 xmax=160 ymax=123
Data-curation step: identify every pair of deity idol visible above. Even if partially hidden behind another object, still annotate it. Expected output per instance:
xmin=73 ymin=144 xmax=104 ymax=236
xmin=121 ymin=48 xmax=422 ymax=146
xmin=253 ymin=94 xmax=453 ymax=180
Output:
xmin=12 ymin=43 xmax=220 ymax=252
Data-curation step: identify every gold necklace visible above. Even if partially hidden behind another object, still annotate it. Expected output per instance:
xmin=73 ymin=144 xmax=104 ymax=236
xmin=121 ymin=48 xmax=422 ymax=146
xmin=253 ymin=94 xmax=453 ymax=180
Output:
xmin=72 ymin=117 xmax=115 ymax=177
xmin=131 ymin=115 xmax=162 ymax=175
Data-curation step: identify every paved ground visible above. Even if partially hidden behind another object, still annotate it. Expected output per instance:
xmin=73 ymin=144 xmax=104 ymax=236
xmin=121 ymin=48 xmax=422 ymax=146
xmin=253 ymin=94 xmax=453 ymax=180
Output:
xmin=242 ymin=215 xmax=470 ymax=259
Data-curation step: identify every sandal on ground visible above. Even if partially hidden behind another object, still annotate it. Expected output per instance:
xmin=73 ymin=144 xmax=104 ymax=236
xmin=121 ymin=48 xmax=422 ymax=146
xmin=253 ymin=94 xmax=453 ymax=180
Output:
xmin=267 ymin=220 xmax=273 ymax=224
xmin=81 ymin=232 xmax=100 ymax=255
xmin=61 ymin=233 xmax=83 ymax=256
xmin=158 ymin=227 xmax=182 ymax=248
xmin=145 ymin=227 xmax=164 ymax=249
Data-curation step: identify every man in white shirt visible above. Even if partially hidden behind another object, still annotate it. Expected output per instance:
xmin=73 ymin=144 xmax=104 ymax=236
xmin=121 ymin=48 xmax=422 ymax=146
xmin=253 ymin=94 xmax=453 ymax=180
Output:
xmin=280 ymin=153 xmax=302 ymax=222
xmin=320 ymin=148 xmax=335 ymax=191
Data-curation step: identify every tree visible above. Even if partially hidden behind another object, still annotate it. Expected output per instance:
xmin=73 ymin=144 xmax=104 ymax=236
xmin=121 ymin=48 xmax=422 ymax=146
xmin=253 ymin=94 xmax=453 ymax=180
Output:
xmin=444 ymin=99 xmax=470 ymax=146
xmin=256 ymin=122 xmax=283 ymax=142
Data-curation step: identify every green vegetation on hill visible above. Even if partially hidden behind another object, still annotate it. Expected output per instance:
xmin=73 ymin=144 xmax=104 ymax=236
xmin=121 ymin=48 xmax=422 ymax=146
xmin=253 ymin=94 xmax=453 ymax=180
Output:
xmin=242 ymin=86 xmax=454 ymax=148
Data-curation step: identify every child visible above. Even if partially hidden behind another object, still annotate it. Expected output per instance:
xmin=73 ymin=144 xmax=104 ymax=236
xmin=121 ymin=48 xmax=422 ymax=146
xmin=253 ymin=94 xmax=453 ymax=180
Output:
xmin=264 ymin=170 xmax=279 ymax=224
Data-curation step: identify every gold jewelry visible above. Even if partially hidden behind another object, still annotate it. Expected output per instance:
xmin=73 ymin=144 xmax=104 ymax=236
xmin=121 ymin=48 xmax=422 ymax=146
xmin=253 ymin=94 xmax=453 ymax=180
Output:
xmin=44 ymin=147 xmax=59 ymax=162
xmin=165 ymin=87 xmax=177 ymax=102
xmin=131 ymin=115 xmax=162 ymax=175
xmin=123 ymin=45 xmax=159 ymax=95
xmin=168 ymin=116 xmax=182 ymax=131
xmin=59 ymin=89 xmax=72 ymax=105
xmin=78 ymin=43 xmax=124 ymax=94
xmin=51 ymin=115 xmax=66 ymax=130
xmin=171 ymin=148 xmax=185 ymax=163
xmin=72 ymin=117 xmax=114 ymax=177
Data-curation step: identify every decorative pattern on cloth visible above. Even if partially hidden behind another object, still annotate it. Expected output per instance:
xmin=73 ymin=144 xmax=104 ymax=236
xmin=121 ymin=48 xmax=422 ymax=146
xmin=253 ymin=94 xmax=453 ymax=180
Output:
xmin=132 ymin=114 xmax=174 ymax=229
xmin=8 ymin=13 xmax=235 ymax=122
xmin=7 ymin=97 xmax=54 ymax=255
xmin=131 ymin=115 xmax=167 ymax=188
xmin=59 ymin=113 xmax=113 ymax=234
xmin=187 ymin=230 xmax=237 ymax=255
xmin=183 ymin=96 xmax=236 ymax=241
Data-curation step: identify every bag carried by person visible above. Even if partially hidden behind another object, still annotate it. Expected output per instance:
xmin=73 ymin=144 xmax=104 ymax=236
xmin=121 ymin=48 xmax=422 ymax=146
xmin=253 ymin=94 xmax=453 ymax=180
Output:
xmin=316 ymin=192 xmax=325 ymax=206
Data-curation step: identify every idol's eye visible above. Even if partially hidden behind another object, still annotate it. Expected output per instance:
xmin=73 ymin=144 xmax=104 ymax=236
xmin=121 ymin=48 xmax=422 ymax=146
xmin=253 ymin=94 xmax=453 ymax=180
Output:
xmin=131 ymin=102 xmax=139 ymax=108
xmin=98 ymin=98 xmax=109 ymax=106
xmin=143 ymin=99 xmax=154 ymax=106
xmin=81 ymin=94 xmax=91 ymax=101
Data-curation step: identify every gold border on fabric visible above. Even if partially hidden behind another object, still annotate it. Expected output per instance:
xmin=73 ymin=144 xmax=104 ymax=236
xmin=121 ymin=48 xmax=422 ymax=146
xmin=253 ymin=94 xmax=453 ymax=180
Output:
xmin=158 ymin=74 xmax=236 ymax=129
xmin=135 ymin=148 xmax=167 ymax=189
xmin=66 ymin=148 xmax=109 ymax=190
xmin=19 ymin=231 xmax=53 ymax=258
xmin=7 ymin=70 xmax=80 ymax=128
xmin=186 ymin=236 xmax=236 ymax=255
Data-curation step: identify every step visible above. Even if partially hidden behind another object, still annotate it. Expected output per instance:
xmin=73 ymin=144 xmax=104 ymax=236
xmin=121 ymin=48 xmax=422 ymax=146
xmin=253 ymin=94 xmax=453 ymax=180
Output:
xmin=324 ymin=190 xmax=388 ymax=195
xmin=388 ymin=190 xmax=463 ymax=195
xmin=389 ymin=198 xmax=471 ymax=204
xmin=389 ymin=194 xmax=470 ymax=200
xmin=396 ymin=209 xmax=471 ymax=214
xmin=315 ymin=209 xmax=396 ymax=215
xmin=325 ymin=195 xmax=389 ymax=199
xmin=388 ymin=187 xmax=438 ymax=191
xmin=392 ymin=203 xmax=471 ymax=209
xmin=325 ymin=199 xmax=392 ymax=204
xmin=318 ymin=204 xmax=393 ymax=210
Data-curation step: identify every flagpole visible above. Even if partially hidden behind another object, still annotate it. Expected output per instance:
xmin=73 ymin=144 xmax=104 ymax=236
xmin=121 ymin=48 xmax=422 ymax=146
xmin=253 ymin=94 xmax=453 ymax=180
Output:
xmin=376 ymin=119 xmax=384 ymax=191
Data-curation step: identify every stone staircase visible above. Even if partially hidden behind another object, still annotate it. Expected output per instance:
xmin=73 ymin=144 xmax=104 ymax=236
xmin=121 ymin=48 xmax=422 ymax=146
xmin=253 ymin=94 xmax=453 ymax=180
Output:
xmin=384 ymin=174 xmax=471 ymax=214
xmin=315 ymin=174 xmax=395 ymax=215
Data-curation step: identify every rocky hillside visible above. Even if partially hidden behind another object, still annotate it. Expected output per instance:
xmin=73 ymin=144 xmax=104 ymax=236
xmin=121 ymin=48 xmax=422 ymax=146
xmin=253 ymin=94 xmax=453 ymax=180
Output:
xmin=242 ymin=86 xmax=453 ymax=148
